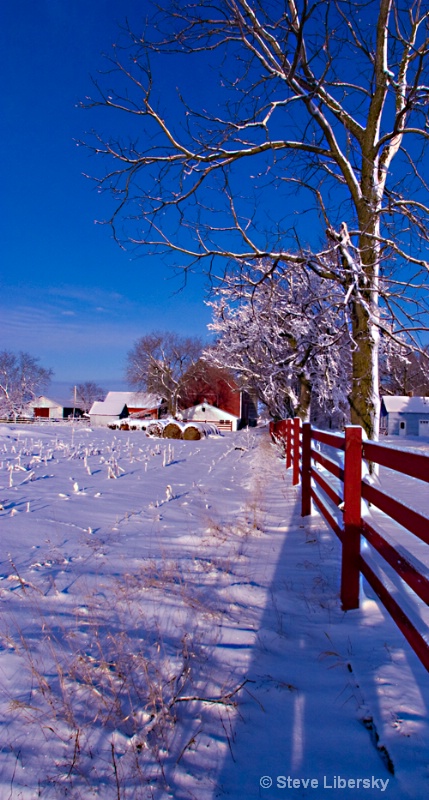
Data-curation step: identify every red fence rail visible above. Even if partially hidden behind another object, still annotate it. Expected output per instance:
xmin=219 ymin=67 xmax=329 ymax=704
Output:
xmin=269 ymin=419 xmax=429 ymax=672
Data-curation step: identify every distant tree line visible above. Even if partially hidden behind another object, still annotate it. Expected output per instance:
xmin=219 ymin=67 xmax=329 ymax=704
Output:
xmin=2 ymin=322 xmax=427 ymax=428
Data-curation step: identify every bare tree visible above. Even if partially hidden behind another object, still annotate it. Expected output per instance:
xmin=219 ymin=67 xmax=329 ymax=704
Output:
xmin=73 ymin=382 xmax=105 ymax=413
xmin=126 ymin=331 xmax=202 ymax=414
xmin=83 ymin=0 xmax=429 ymax=438
xmin=0 ymin=351 xmax=53 ymax=420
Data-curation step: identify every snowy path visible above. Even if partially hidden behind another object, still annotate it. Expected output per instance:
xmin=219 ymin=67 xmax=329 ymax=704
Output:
xmin=0 ymin=424 xmax=428 ymax=798
xmin=214 ymin=434 xmax=429 ymax=799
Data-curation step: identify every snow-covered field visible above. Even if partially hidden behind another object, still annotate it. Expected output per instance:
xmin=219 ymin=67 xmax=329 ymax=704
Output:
xmin=1 ymin=423 xmax=429 ymax=799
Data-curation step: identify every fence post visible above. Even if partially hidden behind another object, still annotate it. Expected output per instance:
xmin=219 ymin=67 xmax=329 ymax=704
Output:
xmin=292 ymin=417 xmax=301 ymax=486
xmin=301 ymin=422 xmax=312 ymax=516
xmin=279 ymin=419 xmax=288 ymax=448
xmin=286 ymin=419 xmax=292 ymax=469
xmin=341 ymin=425 xmax=362 ymax=611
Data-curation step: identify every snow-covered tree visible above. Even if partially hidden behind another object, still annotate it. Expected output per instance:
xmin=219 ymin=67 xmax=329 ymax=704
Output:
xmin=0 ymin=351 xmax=53 ymax=420
xmin=380 ymin=339 xmax=429 ymax=397
xmin=82 ymin=0 xmax=429 ymax=439
xmin=126 ymin=331 xmax=202 ymax=414
xmin=205 ymin=265 xmax=352 ymax=422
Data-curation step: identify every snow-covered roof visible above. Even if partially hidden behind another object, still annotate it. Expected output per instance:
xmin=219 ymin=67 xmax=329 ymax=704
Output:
xmin=29 ymin=395 xmax=78 ymax=409
xmin=181 ymin=402 xmax=239 ymax=421
xmin=104 ymin=391 xmax=164 ymax=409
xmin=89 ymin=398 xmax=127 ymax=416
xmin=382 ymin=395 xmax=429 ymax=413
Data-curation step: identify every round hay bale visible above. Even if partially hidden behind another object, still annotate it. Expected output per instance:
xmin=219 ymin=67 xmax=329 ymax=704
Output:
xmin=162 ymin=422 xmax=183 ymax=439
xmin=183 ymin=424 xmax=202 ymax=440
xmin=146 ymin=421 xmax=164 ymax=437
xmin=120 ymin=423 xmax=130 ymax=431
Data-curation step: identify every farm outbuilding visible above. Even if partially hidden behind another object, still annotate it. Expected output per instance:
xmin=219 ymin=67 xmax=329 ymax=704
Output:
xmin=180 ymin=402 xmax=240 ymax=432
xmin=380 ymin=395 xmax=429 ymax=437
xmin=88 ymin=397 xmax=128 ymax=427
xmin=89 ymin=392 xmax=167 ymax=427
xmin=30 ymin=396 xmax=83 ymax=420
xmin=103 ymin=392 xmax=166 ymax=419
xmin=177 ymin=364 xmax=258 ymax=428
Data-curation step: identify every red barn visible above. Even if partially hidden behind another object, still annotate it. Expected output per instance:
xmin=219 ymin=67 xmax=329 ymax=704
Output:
xmin=179 ymin=364 xmax=257 ymax=428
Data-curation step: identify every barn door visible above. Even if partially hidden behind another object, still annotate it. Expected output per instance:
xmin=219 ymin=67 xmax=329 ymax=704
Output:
xmin=35 ymin=408 xmax=49 ymax=418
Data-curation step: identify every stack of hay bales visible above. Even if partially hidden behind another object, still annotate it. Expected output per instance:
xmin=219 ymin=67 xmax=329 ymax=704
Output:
xmin=109 ymin=417 xmax=220 ymax=438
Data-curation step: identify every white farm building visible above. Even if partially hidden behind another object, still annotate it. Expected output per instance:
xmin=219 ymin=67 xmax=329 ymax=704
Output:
xmin=380 ymin=396 xmax=429 ymax=437
xmin=180 ymin=402 xmax=240 ymax=432
xmin=29 ymin=396 xmax=83 ymax=419
xmin=88 ymin=397 xmax=128 ymax=427
xmin=88 ymin=392 xmax=166 ymax=427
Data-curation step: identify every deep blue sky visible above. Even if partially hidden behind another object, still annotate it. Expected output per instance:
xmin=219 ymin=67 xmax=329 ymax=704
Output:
xmin=2 ymin=2 xmax=428 ymax=401
xmin=0 ymin=0 xmax=211 ymax=397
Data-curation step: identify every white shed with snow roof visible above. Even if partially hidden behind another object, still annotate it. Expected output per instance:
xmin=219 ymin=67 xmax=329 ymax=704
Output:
xmin=29 ymin=395 xmax=83 ymax=419
xmin=103 ymin=392 xmax=166 ymax=418
xmin=180 ymin=402 xmax=239 ymax=432
xmin=88 ymin=398 xmax=128 ymax=427
xmin=380 ymin=396 xmax=429 ymax=436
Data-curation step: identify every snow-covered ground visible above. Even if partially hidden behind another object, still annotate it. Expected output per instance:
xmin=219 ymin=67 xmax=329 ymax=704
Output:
xmin=0 ymin=423 xmax=428 ymax=798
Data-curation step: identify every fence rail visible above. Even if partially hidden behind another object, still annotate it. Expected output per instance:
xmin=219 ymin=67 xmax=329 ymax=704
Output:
xmin=0 ymin=417 xmax=35 ymax=425
xmin=269 ymin=418 xmax=429 ymax=673
xmin=0 ymin=416 xmax=89 ymax=426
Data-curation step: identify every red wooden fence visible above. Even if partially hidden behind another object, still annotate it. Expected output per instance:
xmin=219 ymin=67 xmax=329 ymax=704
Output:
xmin=269 ymin=419 xmax=429 ymax=673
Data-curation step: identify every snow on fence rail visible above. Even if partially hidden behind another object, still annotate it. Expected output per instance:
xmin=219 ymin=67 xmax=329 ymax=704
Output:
xmin=269 ymin=419 xmax=429 ymax=673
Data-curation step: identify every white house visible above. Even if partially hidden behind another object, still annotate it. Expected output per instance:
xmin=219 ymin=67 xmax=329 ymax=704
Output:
xmin=180 ymin=402 xmax=240 ymax=432
xmin=380 ymin=396 xmax=429 ymax=436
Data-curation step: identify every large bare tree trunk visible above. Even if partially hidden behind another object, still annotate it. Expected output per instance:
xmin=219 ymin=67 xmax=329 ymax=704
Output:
xmin=296 ymin=373 xmax=312 ymax=422
xmin=349 ymin=303 xmax=380 ymax=438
